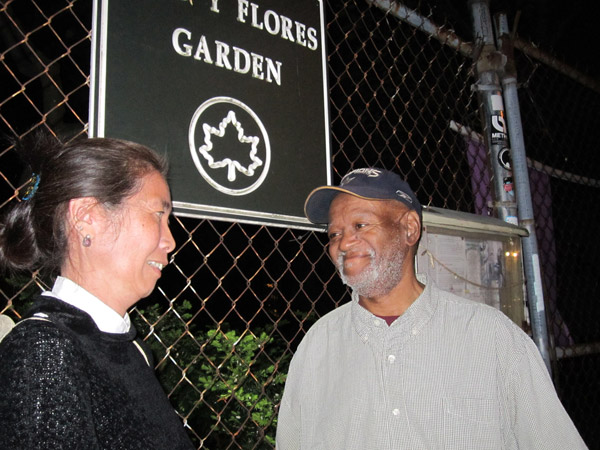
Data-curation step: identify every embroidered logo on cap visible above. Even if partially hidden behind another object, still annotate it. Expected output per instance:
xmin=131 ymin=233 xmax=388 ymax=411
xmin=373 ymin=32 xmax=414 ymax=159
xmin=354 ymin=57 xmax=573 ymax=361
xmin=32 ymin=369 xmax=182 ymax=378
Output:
xmin=396 ymin=190 xmax=413 ymax=204
xmin=340 ymin=168 xmax=382 ymax=185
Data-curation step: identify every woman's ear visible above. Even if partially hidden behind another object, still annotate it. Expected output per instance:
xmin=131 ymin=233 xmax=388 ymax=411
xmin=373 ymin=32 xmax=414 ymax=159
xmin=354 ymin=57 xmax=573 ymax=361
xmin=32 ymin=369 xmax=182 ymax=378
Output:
xmin=66 ymin=197 xmax=100 ymax=238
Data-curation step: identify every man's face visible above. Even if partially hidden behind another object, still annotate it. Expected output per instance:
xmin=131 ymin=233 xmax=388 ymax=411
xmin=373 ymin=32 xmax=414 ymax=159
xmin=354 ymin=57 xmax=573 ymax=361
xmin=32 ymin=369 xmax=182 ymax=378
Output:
xmin=327 ymin=193 xmax=411 ymax=298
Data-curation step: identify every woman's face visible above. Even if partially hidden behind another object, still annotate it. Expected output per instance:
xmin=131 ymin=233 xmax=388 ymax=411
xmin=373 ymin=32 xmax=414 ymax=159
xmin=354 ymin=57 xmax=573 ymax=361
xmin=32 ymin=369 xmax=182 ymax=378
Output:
xmin=91 ymin=171 xmax=175 ymax=313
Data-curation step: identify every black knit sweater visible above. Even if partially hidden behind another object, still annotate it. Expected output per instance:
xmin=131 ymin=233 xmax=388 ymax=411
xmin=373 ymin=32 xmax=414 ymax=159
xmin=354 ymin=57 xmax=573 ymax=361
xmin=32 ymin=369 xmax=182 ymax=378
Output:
xmin=0 ymin=295 xmax=195 ymax=450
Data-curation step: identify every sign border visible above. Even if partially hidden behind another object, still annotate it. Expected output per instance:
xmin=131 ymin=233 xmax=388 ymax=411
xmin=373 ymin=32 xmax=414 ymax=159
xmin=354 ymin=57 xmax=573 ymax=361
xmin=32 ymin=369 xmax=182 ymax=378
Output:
xmin=89 ymin=0 xmax=331 ymax=231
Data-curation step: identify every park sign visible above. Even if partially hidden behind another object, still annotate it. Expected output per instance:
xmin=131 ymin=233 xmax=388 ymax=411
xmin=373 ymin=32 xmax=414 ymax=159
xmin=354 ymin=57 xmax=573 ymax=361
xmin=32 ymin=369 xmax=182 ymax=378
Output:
xmin=89 ymin=0 xmax=331 ymax=229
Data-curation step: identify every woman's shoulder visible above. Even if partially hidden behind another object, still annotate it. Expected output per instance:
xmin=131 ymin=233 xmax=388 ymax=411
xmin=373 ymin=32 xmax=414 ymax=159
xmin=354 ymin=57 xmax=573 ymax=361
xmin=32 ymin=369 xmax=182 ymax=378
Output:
xmin=0 ymin=302 xmax=85 ymax=368
xmin=2 ymin=315 xmax=75 ymax=351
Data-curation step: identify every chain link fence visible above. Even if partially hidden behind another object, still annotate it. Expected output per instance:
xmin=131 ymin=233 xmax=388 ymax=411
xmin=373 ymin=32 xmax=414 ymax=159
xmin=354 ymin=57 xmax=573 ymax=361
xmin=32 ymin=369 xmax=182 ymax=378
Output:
xmin=511 ymin=41 xmax=600 ymax=447
xmin=1 ymin=0 xmax=598 ymax=448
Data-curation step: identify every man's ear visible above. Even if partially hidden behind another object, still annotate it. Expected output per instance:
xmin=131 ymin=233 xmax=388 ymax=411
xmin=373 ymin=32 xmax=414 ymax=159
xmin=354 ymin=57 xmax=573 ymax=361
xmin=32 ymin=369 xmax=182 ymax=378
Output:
xmin=404 ymin=210 xmax=421 ymax=247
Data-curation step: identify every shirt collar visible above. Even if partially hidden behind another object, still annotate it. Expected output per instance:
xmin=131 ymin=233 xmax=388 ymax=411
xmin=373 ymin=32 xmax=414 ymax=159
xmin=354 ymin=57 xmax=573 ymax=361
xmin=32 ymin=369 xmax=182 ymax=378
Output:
xmin=351 ymin=282 xmax=437 ymax=343
xmin=42 ymin=276 xmax=131 ymax=334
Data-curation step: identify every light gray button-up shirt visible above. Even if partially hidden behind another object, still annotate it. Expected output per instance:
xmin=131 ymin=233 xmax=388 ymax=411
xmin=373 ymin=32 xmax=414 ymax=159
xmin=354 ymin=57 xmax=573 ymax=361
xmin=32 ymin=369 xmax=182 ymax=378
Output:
xmin=276 ymin=283 xmax=587 ymax=449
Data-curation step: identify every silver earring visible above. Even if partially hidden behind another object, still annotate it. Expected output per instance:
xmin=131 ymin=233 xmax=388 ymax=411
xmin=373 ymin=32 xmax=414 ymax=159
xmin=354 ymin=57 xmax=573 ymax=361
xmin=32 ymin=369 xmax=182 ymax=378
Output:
xmin=82 ymin=234 xmax=92 ymax=247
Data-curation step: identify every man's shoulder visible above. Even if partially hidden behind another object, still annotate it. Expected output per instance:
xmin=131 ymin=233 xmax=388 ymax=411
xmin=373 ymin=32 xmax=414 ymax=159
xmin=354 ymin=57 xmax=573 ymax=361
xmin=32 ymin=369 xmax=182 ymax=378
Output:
xmin=293 ymin=301 xmax=353 ymax=350
xmin=285 ymin=302 xmax=355 ymax=381
xmin=430 ymin=284 xmax=531 ymax=345
xmin=433 ymin=285 xmax=509 ymax=318
xmin=307 ymin=301 xmax=353 ymax=331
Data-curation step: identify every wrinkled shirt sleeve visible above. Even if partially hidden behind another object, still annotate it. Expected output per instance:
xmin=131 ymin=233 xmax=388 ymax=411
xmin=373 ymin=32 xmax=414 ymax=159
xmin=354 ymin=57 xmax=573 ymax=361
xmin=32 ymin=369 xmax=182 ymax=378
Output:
xmin=276 ymin=349 xmax=302 ymax=450
xmin=504 ymin=337 xmax=588 ymax=449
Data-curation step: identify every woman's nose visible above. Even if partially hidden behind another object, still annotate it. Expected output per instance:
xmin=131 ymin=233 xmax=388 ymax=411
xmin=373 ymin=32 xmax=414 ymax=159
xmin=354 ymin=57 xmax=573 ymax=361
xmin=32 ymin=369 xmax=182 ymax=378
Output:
xmin=162 ymin=224 xmax=176 ymax=253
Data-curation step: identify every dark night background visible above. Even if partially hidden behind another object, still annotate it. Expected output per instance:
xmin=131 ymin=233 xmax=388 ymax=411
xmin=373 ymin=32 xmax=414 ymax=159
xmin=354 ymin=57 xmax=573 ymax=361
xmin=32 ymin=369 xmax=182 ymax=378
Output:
xmin=1 ymin=0 xmax=599 ymax=448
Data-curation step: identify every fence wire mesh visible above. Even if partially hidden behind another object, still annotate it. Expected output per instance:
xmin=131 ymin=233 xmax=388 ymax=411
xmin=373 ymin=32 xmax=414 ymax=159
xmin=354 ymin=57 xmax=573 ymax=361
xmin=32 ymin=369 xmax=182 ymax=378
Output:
xmin=512 ymin=46 xmax=600 ymax=447
xmin=0 ymin=0 xmax=598 ymax=448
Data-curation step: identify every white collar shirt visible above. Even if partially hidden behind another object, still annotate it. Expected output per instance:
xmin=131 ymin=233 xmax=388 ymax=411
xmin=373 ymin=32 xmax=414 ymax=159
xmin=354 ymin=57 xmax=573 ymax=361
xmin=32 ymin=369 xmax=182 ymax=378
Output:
xmin=42 ymin=276 xmax=131 ymax=334
xmin=276 ymin=282 xmax=587 ymax=449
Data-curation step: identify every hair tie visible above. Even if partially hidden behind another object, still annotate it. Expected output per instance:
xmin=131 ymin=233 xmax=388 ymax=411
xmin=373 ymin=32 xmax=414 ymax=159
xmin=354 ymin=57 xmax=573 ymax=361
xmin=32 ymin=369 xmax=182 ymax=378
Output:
xmin=21 ymin=173 xmax=41 ymax=201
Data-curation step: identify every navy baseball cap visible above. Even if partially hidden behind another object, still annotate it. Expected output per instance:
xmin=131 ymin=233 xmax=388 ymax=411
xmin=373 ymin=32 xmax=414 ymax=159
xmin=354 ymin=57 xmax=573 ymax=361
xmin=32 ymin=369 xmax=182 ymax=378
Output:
xmin=304 ymin=168 xmax=422 ymax=224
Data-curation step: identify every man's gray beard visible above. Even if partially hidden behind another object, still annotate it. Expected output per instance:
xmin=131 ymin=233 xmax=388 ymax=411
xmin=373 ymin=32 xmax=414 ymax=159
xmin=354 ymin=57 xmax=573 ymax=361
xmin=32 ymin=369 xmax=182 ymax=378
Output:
xmin=337 ymin=234 xmax=407 ymax=298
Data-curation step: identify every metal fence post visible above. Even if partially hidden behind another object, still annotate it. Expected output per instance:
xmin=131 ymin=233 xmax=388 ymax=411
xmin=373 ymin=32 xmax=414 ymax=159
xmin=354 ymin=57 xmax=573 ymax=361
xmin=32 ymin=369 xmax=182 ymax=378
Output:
xmin=469 ymin=0 xmax=552 ymax=373
xmin=495 ymin=12 xmax=553 ymax=373
xmin=468 ymin=0 xmax=551 ymax=373
xmin=468 ymin=0 xmax=517 ymax=224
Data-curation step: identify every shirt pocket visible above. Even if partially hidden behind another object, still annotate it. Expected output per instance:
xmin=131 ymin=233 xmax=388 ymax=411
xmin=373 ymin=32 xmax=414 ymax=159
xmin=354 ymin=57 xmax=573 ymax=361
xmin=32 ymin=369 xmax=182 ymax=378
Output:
xmin=443 ymin=397 xmax=503 ymax=450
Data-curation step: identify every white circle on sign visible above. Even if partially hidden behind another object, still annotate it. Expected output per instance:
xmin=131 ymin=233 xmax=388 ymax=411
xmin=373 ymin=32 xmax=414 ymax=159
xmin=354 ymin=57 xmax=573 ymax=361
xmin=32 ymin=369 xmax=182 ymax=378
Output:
xmin=189 ymin=96 xmax=271 ymax=196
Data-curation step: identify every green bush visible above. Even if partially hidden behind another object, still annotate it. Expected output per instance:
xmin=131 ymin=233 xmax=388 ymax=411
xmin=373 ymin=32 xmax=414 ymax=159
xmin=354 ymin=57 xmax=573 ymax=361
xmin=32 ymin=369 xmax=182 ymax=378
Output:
xmin=133 ymin=300 xmax=292 ymax=449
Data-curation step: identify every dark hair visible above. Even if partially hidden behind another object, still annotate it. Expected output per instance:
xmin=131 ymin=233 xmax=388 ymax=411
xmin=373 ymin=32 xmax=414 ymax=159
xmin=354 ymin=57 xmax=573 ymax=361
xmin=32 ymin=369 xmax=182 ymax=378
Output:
xmin=0 ymin=133 xmax=168 ymax=274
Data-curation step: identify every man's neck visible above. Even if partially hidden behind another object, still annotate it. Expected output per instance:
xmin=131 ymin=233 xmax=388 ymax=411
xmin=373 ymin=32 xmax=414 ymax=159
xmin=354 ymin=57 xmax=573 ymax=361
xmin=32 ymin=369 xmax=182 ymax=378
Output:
xmin=358 ymin=273 xmax=424 ymax=316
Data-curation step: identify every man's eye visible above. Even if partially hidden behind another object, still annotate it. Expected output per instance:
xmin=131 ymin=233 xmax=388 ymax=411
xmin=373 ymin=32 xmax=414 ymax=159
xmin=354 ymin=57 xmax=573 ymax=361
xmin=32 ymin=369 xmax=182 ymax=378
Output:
xmin=355 ymin=223 xmax=367 ymax=230
xmin=328 ymin=231 xmax=340 ymax=240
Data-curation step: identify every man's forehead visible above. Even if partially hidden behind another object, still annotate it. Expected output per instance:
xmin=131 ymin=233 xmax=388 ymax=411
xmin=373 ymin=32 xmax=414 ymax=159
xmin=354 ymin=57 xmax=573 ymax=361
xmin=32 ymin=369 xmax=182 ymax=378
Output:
xmin=328 ymin=195 xmax=407 ymax=221
xmin=330 ymin=193 xmax=407 ymax=209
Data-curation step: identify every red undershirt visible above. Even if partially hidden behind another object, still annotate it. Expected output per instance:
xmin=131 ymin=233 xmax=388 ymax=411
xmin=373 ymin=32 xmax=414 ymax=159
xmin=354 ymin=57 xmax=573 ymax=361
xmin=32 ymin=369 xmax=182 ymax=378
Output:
xmin=376 ymin=315 xmax=399 ymax=326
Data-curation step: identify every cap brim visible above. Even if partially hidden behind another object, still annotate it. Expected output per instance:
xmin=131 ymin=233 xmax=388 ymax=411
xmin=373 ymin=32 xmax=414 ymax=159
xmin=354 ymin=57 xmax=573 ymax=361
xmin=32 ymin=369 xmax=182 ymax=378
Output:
xmin=304 ymin=186 xmax=385 ymax=224
xmin=305 ymin=186 xmax=423 ymax=224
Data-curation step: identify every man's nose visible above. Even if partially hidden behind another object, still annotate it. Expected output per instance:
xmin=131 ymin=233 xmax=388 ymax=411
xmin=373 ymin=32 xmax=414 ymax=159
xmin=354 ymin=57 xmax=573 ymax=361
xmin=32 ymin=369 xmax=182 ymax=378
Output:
xmin=338 ymin=229 xmax=358 ymax=252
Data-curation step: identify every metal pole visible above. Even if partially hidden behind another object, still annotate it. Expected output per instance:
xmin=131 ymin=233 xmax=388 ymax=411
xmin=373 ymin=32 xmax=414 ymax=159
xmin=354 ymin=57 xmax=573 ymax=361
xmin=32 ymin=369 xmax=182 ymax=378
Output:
xmin=365 ymin=0 xmax=473 ymax=57
xmin=469 ymin=1 xmax=552 ymax=373
xmin=369 ymin=0 xmax=554 ymax=372
xmin=468 ymin=0 xmax=518 ymax=224
xmin=495 ymin=13 xmax=552 ymax=373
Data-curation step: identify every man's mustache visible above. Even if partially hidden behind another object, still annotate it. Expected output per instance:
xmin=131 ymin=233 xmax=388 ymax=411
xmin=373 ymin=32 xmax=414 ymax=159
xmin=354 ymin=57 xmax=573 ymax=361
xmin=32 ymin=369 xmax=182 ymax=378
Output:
xmin=336 ymin=249 xmax=375 ymax=270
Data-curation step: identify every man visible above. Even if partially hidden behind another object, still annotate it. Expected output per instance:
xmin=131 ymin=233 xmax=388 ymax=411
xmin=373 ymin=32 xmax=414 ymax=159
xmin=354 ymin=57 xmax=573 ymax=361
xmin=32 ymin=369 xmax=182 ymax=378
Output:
xmin=276 ymin=167 xmax=587 ymax=449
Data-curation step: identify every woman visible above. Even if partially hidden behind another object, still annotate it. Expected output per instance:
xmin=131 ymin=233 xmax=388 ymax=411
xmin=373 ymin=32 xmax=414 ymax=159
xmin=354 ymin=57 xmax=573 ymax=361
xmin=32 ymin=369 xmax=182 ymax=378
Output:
xmin=0 ymin=134 xmax=195 ymax=449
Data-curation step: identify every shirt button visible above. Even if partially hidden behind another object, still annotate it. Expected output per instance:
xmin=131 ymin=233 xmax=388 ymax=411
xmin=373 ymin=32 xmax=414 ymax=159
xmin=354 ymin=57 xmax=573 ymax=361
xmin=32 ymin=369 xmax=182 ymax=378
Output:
xmin=392 ymin=408 xmax=400 ymax=416
xmin=374 ymin=320 xmax=381 ymax=327
xmin=411 ymin=328 xmax=418 ymax=335
xmin=388 ymin=354 xmax=396 ymax=364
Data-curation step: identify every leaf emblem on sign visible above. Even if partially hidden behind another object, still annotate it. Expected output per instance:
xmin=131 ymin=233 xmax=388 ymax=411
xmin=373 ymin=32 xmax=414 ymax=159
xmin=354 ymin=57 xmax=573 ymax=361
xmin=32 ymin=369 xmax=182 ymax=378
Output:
xmin=198 ymin=111 xmax=263 ymax=182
